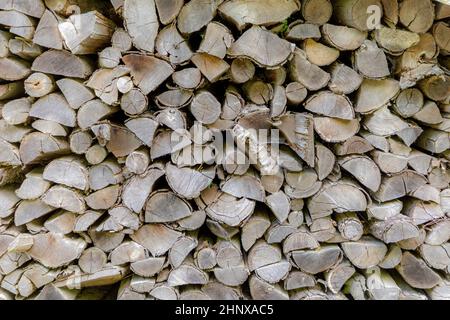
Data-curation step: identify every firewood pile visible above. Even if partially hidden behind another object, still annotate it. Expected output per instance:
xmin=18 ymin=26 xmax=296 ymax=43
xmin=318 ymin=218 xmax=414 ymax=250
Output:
xmin=0 ymin=0 xmax=449 ymax=300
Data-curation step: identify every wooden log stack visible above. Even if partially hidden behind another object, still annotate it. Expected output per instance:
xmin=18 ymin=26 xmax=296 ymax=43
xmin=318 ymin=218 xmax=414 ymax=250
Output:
xmin=0 ymin=0 xmax=449 ymax=300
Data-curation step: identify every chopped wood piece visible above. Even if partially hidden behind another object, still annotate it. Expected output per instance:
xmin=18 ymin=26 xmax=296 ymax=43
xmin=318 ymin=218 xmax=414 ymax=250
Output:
xmin=219 ymin=0 xmax=300 ymax=30
xmin=155 ymin=0 xmax=184 ymax=25
xmin=289 ymin=49 xmax=330 ymax=91
xmin=58 ymin=11 xmax=115 ymax=54
xmin=228 ymin=26 xmax=294 ymax=68
xmin=396 ymin=251 xmax=441 ymax=289
xmin=334 ymin=0 xmax=382 ymax=31
xmin=398 ymin=0 xmax=434 ymax=33
xmin=123 ymin=0 xmax=158 ymax=52
xmin=32 ymin=50 xmax=93 ymax=79
xmin=177 ymin=0 xmax=221 ymax=34
xmin=123 ymin=54 xmax=174 ymax=94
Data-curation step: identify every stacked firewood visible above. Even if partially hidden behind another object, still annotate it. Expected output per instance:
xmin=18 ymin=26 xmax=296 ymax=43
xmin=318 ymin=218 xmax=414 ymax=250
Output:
xmin=0 ymin=0 xmax=449 ymax=300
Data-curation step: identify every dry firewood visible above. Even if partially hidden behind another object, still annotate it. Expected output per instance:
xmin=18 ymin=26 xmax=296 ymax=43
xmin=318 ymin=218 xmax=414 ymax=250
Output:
xmin=249 ymin=275 xmax=288 ymax=300
xmin=154 ymin=0 xmax=183 ymax=25
xmin=372 ymin=150 xmax=408 ymax=173
xmin=370 ymin=214 xmax=420 ymax=243
xmin=130 ymin=224 xmax=181 ymax=257
xmin=131 ymin=257 xmax=165 ymax=278
xmin=398 ymin=228 xmax=426 ymax=251
xmin=43 ymin=156 xmax=88 ymax=191
xmin=324 ymin=259 xmax=355 ymax=293
xmin=309 ymin=216 xmax=336 ymax=242
xmin=78 ymin=247 xmax=107 ymax=274
xmin=289 ymin=49 xmax=330 ymax=91
xmin=85 ymin=144 xmax=108 ymax=165
xmin=32 ymin=50 xmax=93 ymax=79
xmin=98 ymin=47 xmax=121 ymax=69
xmin=0 ymin=57 xmax=31 ymax=81
xmin=156 ymin=89 xmax=192 ymax=109
xmin=427 ymin=278 xmax=450 ymax=300
xmin=122 ymin=0 xmax=158 ymax=52
xmin=91 ymin=123 xmax=142 ymax=158
xmin=339 ymin=155 xmax=381 ymax=191
xmin=354 ymin=40 xmax=390 ymax=79
xmin=0 ymin=81 xmax=24 ymax=101
xmin=399 ymin=0 xmax=434 ymax=33
xmin=28 ymin=232 xmax=86 ymax=268
xmin=172 ymin=68 xmax=202 ymax=90
xmin=58 ymin=11 xmax=115 ymax=55
xmin=334 ymin=0 xmax=382 ymax=31
xmin=375 ymin=27 xmax=420 ymax=56
xmin=15 ymin=170 xmax=49 ymax=201
xmin=413 ymin=101 xmax=443 ymax=125
xmin=2 ymin=97 xmax=32 ymax=126
xmin=14 ymin=199 xmax=54 ymax=226
xmin=122 ymin=54 xmax=173 ymax=95
xmin=285 ymin=82 xmax=307 ymax=106
xmin=125 ymin=117 xmax=158 ymax=147
xmin=228 ymin=26 xmax=294 ymax=68
xmin=44 ymin=211 xmax=76 ymax=234
xmin=109 ymin=241 xmax=146 ymax=266
xmin=167 ymin=263 xmax=209 ymax=286
xmin=24 ymin=72 xmax=54 ymax=98
xmin=328 ymin=62 xmax=363 ymax=95
xmin=241 ymin=211 xmax=271 ymax=251
xmin=111 ymin=27 xmax=132 ymax=52
xmin=85 ymin=185 xmax=120 ymax=210
xmin=125 ymin=149 xmax=149 ymax=175
xmin=247 ymin=240 xmax=281 ymax=272
xmin=373 ymin=170 xmax=427 ymax=202
xmin=0 ymin=10 xmax=35 ymax=40
xmin=195 ymin=245 xmax=217 ymax=270
xmin=355 ymin=78 xmax=401 ymax=112
xmin=177 ymin=0 xmax=221 ymax=34
xmin=255 ymin=260 xmax=291 ymax=284
xmin=396 ymin=251 xmax=441 ymax=289
xmin=243 ymin=80 xmax=273 ymax=105
xmin=32 ymin=9 xmax=62 ymax=50
xmin=393 ymin=88 xmax=423 ymax=118
xmin=303 ymin=39 xmax=339 ymax=67
xmin=284 ymin=271 xmax=316 ymax=290
xmin=284 ymin=168 xmax=321 ymax=199
xmin=56 ymin=78 xmax=94 ymax=110
xmin=419 ymin=75 xmax=450 ymax=102
xmin=314 ymin=144 xmax=335 ymax=181
xmin=155 ymin=24 xmax=192 ymax=65
xmin=88 ymin=160 xmax=122 ymax=191
xmin=42 ymin=185 xmax=85 ymax=213
xmin=145 ymin=190 xmax=192 ymax=223
xmin=218 ymin=0 xmax=299 ymax=31
xmin=69 ymin=130 xmax=92 ymax=155
xmin=189 ymin=90 xmax=221 ymax=125
xmin=29 ymin=93 xmax=76 ymax=127
xmin=334 ymin=136 xmax=373 ymax=156
xmin=277 ymin=113 xmax=315 ymax=167
xmin=289 ymin=244 xmax=343 ymax=274
xmin=420 ymin=243 xmax=450 ymax=273
xmin=305 ymin=91 xmax=354 ymax=120
xmin=300 ymin=0 xmax=331 ymax=24
xmin=363 ymin=266 xmax=401 ymax=300
xmin=433 ymin=22 xmax=450 ymax=54
xmin=341 ymin=236 xmax=388 ymax=269
xmin=335 ymin=212 xmax=364 ymax=241
xmin=19 ymin=132 xmax=69 ymax=165
xmin=198 ymin=22 xmax=233 ymax=59
xmin=425 ymin=219 xmax=450 ymax=245
xmin=378 ymin=244 xmax=402 ymax=269
xmin=286 ymin=23 xmax=321 ymax=42
xmin=191 ymin=53 xmax=229 ymax=83
xmin=314 ymin=117 xmax=360 ymax=143
xmin=0 ymin=187 xmax=20 ymax=218
xmin=403 ymin=200 xmax=445 ymax=225
xmin=322 ymin=24 xmax=367 ymax=51
xmin=8 ymin=38 xmax=42 ymax=60
xmin=149 ymin=284 xmax=179 ymax=300
xmin=307 ymin=180 xmax=368 ymax=219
